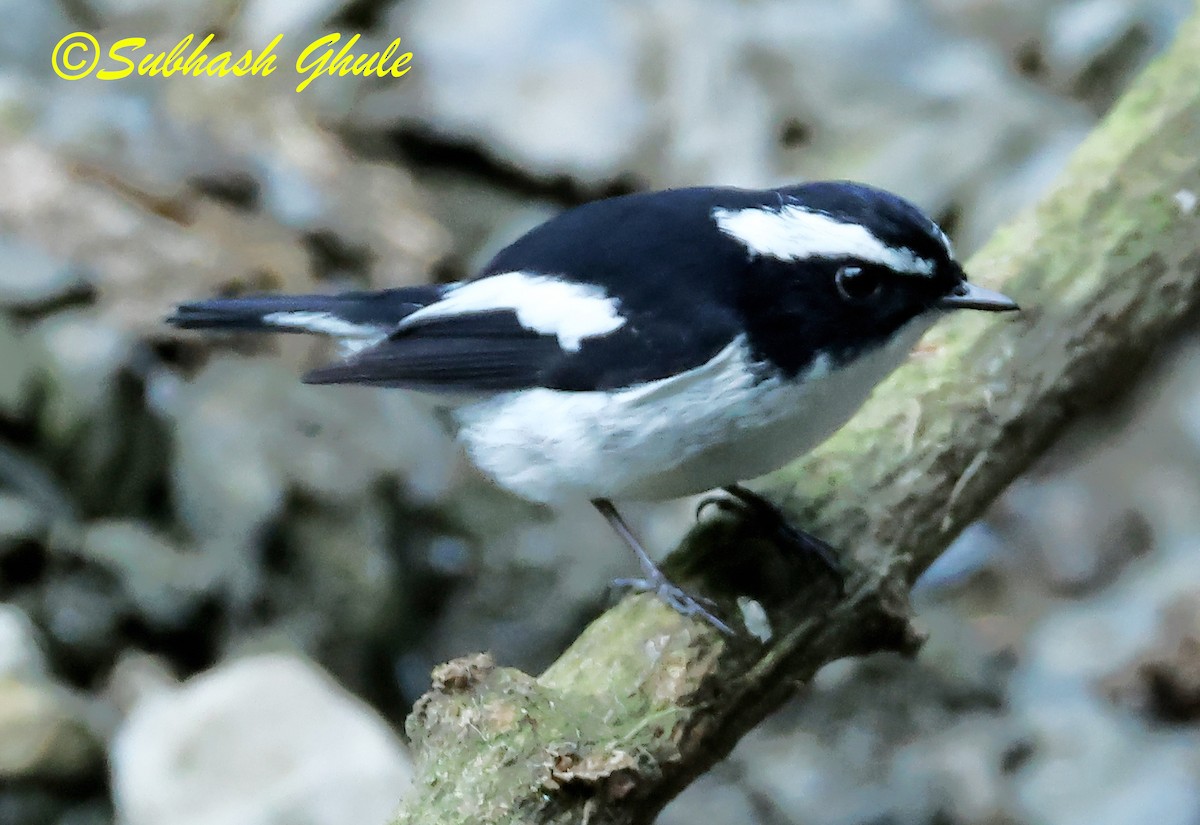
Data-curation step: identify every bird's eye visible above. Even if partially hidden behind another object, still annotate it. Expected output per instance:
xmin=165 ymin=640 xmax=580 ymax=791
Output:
xmin=835 ymin=265 xmax=882 ymax=302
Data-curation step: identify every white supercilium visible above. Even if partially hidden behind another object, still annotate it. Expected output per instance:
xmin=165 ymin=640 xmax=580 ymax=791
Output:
xmin=712 ymin=204 xmax=937 ymax=276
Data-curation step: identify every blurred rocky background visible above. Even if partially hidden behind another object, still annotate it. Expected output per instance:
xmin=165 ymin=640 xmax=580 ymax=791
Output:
xmin=0 ymin=0 xmax=1195 ymax=823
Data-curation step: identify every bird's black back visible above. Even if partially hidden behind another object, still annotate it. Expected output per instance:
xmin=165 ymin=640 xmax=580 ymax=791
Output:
xmin=478 ymin=184 xmax=955 ymax=386
xmin=303 ymin=183 xmax=960 ymax=393
xmin=480 ymin=187 xmax=765 ymax=390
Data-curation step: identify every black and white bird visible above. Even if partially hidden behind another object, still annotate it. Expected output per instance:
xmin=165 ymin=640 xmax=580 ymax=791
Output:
xmin=168 ymin=181 xmax=1017 ymax=634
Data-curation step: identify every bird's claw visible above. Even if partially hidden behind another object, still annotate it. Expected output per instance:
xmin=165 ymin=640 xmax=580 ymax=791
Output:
xmin=698 ymin=485 xmax=848 ymax=586
xmin=695 ymin=493 xmax=739 ymax=522
xmin=613 ymin=575 xmax=734 ymax=635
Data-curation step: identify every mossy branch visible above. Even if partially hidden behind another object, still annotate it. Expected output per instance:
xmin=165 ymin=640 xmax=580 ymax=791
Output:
xmin=394 ymin=12 xmax=1200 ymax=825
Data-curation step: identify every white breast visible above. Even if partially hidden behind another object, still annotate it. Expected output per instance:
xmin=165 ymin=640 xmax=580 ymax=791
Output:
xmin=449 ymin=320 xmax=932 ymax=505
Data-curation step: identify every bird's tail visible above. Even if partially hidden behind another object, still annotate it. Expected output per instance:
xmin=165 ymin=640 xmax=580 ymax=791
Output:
xmin=166 ymin=285 xmax=443 ymax=339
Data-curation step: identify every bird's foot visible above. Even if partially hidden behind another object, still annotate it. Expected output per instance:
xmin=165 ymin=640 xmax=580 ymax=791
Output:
xmin=594 ymin=497 xmax=734 ymax=635
xmin=612 ymin=573 xmax=734 ymax=635
xmin=697 ymin=484 xmax=847 ymax=587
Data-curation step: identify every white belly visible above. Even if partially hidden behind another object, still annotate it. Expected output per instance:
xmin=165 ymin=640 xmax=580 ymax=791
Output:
xmin=451 ymin=323 xmax=930 ymax=505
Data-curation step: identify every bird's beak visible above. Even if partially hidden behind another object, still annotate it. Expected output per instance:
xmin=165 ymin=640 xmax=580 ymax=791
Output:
xmin=938 ymin=281 xmax=1020 ymax=312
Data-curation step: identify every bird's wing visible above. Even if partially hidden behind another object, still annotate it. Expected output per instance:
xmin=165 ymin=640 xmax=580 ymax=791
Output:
xmin=301 ymin=271 xmax=739 ymax=393
xmin=302 ymin=309 xmax=567 ymax=391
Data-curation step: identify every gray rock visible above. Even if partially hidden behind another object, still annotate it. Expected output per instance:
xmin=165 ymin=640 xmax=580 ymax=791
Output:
xmin=696 ymin=652 xmax=1005 ymax=825
xmin=267 ymin=501 xmax=403 ymax=658
xmin=0 ymin=493 xmax=49 ymax=558
xmin=38 ymin=87 xmax=215 ymax=202
xmin=111 ymin=654 xmax=413 ymax=825
xmin=0 ymin=133 xmax=441 ymax=344
xmin=922 ymin=0 xmax=1192 ymax=124
xmin=153 ymin=90 xmax=449 ymax=280
xmin=914 ymin=522 xmax=1007 ymax=593
xmin=659 ymin=765 xmax=763 ymax=825
xmin=1044 ymin=0 xmax=1190 ymax=94
xmin=35 ymin=520 xmax=220 ymax=673
xmin=1002 ymin=479 xmax=1153 ymax=594
xmin=0 ymin=603 xmax=47 ymax=679
xmin=0 ymin=0 xmax=75 ymax=76
xmin=239 ymin=0 xmax=347 ymax=43
xmin=32 ymin=311 xmax=134 ymax=442
xmin=104 ymin=650 xmax=179 ymax=716
xmin=421 ymin=490 xmax=686 ymax=671
xmin=0 ymin=238 xmax=82 ymax=310
xmin=1101 ymin=591 xmax=1200 ymax=722
xmin=1015 ymin=693 xmax=1200 ymax=825
xmin=58 ymin=801 xmax=115 ymax=825
xmin=0 ymin=787 xmax=66 ymax=825
xmin=76 ymin=520 xmax=222 ymax=631
xmin=1047 ymin=0 xmax=1144 ymax=77
xmin=0 ymin=678 xmax=103 ymax=784
xmin=87 ymin=0 xmax=240 ymax=32
xmin=257 ymin=154 xmax=327 ymax=229
xmin=169 ymin=356 xmax=455 ymax=555
xmin=39 ymin=573 xmax=126 ymax=670
xmin=28 ymin=311 xmax=167 ymax=515
xmin=1007 ymin=549 xmax=1200 ymax=825
xmin=359 ymin=0 xmax=653 ymax=184
xmin=0 ymin=312 xmax=40 ymax=418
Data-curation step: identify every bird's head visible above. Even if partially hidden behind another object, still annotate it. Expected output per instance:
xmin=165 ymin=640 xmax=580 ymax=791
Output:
xmin=714 ymin=181 xmax=1018 ymax=374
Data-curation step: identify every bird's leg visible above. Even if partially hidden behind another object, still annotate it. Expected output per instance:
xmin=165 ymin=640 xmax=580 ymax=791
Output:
xmin=697 ymin=483 xmax=847 ymax=582
xmin=592 ymin=498 xmax=733 ymax=635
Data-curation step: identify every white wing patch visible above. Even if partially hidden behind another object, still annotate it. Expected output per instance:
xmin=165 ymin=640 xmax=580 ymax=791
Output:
xmin=712 ymin=204 xmax=936 ymax=276
xmin=400 ymin=272 xmax=626 ymax=352
xmin=262 ymin=311 xmax=389 ymax=356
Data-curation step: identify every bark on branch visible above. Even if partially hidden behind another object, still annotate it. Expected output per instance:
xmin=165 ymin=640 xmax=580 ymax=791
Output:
xmin=394 ymin=12 xmax=1200 ymax=824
